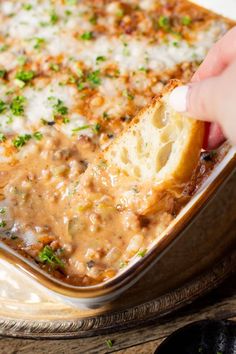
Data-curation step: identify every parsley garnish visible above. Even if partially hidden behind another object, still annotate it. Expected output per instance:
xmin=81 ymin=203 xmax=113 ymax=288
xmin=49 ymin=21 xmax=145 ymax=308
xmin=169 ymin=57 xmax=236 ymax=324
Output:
xmin=17 ymin=55 xmax=27 ymax=66
xmin=49 ymin=63 xmax=59 ymax=72
xmin=158 ymin=15 xmax=170 ymax=31
xmin=137 ymin=249 xmax=147 ymax=257
xmin=33 ymin=37 xmax=46 ymax=50
xmin=122 ymin=90 xmax=134 ymax=100
xmin=89 ymin=15 xmax=97 ymax=25
xmin=23 ymin=4 xmax=32 ymax=10
xmin=96 ymin=56 xmax=106 ymax=64
xmin=80 ymin=31 xmax=93 ymax=40
xmin=93 ymin=123 xmax=101 ymax=134
xmin=15 ymin=70 xmax=35 ymax=83
xmin=72 ymin=124 xmax=91 ymax=132
xmin=33 ymin=131 xmax=43 ymax=141
xmin=50 ymin=10 xmax=59 ymax=25
xmin=0 ymin=220 xmax=6 ymax=228
xmin=105 ymin=339 xmax=113 ymax=348
xmin=181 ymin=16 xmax=192 ymax=26
xmin=0 ymin=100 xmax=7 ymax=114
xmin=65 ymin=0 xmax=77 ymax=4
xmin=77 ymin=82 xmax=84 ymax=91
xmin=87 ymin=70 xmax=101 ymax=86
xmin=48 ymin=97 xmax=68 ymax=116
xmin=10 ymin=96 xmax=26 ymax=116
xmin=0 ymin=133 xmax=6 ymax=143
xmin=12 ymin=134 xmax=31 ymax=148
xmin=0 ymin=70 xmax=7 ymax=79
xmin=38 ymin=245 xmax=64 ymax=268
xmin=0 ymin=44 xmax=8 ymax=53
xmin=0 ymin=208 xmax=6 ymax=214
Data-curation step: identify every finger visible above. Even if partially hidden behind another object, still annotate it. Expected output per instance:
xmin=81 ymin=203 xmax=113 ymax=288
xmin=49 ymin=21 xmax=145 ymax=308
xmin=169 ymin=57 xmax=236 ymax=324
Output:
xmin=192 ymin=26 xmax=236 ymax=82
xmin=203 ymin=122 xmax=225 ymax=150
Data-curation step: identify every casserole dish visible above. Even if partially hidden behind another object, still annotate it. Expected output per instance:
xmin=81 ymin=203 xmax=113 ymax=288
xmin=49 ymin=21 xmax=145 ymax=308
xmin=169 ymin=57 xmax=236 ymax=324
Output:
xmin=0 ymin=0 xmax=236 ymax=308
xmin=0 ymin=145 xmax=235 ymax=308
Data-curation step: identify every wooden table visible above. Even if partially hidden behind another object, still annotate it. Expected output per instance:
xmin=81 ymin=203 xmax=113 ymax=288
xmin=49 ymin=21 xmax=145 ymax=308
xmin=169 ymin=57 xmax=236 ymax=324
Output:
xmin=1 ymin=273 xmax=236 ymax=354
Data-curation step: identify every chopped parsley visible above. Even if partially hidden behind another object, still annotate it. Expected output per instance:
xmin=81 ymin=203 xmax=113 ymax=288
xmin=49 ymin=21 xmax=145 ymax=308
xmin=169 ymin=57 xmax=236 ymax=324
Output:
xmin=12 ymin=134 xmax=31 ymax=148
xmin=137 ymin=249 xmax=147 ymax=257
xmin=63 ymin=117 xmax=70 ymax=124
xmin=80 ymin=31 xmax=93 ymax=40
xmin=10 ymin=96 xmax=26 ymax=116
xmin=38 ymin=245 xmax=64 ymax=268
xmin=0 ymin=133 xmax=6 ymax=143
xmin=15 ymin=70 xmax=35 ymax=83
xmin=33 ymin=37 xmax=46 ymax=50
xmin=49 ymin=97 xmax=68 ymax=116
xmin=17 ymin=55 xmax=27 ymax=66
xmin=158 ymin=15 xmax=170 ymax=31
xmin=0 ymin=220 xmax=6 ymax=228
xmin=0 ymin=208 xmax=6 ymax=214
xmin=33 ymin=131 xmax=43 ymax=141
xmin=105 ymin=339 xmax=113 ymax=349
xmin=77 ymin=82 xmax=85 ymax=91
xmin=0 ymin=70 xmax=7 ymax=79
xmin=65 ymin=0 xmax=77 ymax=4
xmin=0 ymin=100 xmax=7 ymax=114
xmin=23 ymin=4 xmax=32 ymax=10
xmin=103 ymin=111 xmax=109 ymax=120
xmin=49 ymin=63 xmax=60 ymax=72
xmin=50 ymin=10 xmax=59 ymax=25
xmin=0 ymin=44 xmax=8 ymax=53
xmin=116 ymin=9 xmax=124 ymax=17
xmin=87 ymin=70 xmax=101 ymax=86
xmin=122 ymin=90 xmax=134 ymax=100
xmin=93 ymin=123 xmax=101 ymax=134
xmin=122 ymin=42 xmax=130 ymax=56
xmin=89 ymin=15 xmax=97 ymax=25
xmin=96 ymin=56 xmax=106 ymax=64
xmin=181 ymin=16 xmax=192 ymax=26
xmin=72 ymin=124 xmax=91 ymax=132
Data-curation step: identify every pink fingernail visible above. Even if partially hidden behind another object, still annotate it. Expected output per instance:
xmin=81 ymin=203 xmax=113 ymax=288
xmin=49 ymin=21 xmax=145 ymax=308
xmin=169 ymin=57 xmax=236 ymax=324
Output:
xmin=169 ymin=85 xmax=189 ymax=112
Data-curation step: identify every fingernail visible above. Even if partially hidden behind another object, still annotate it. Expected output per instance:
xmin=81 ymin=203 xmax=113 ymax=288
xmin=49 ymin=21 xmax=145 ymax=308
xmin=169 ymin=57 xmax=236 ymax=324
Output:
xmin=169 ymin=85 xmax=189 ymax=112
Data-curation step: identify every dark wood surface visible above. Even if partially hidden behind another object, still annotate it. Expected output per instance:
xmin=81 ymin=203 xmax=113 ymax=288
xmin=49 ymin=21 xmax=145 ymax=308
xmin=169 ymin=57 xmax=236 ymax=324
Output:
xmin=0 ymin=273 xmax=236 ymax=354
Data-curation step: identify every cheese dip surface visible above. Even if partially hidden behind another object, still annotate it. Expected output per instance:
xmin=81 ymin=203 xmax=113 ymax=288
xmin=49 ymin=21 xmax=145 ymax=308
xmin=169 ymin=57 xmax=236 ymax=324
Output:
xmin=0 ymin=0 xmax=232 ymax=285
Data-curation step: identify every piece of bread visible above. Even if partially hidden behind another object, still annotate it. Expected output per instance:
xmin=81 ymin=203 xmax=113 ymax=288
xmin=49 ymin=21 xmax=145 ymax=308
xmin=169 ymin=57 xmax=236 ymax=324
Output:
xmin=103 ymin=80 xmax=204 ymax=214
xmin=105 ymin=79 xmax=204 ymax=185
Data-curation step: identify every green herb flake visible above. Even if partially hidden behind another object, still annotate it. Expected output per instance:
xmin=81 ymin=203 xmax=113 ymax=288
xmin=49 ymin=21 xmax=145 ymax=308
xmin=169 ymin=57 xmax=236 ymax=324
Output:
xmin=122 ymin=89 xmax=134 ymax=100
xmin=77 ymin=82 xmax=85 ymax=91
xmin=23 ymin=4 xmax=32 ymax=10
xmin=105 ymin=339 xmax=113 ymax=349
xmin=89 ymin=15 xmax=97 ymax=25
xmin=0 ymin=220 xmax=6 ymax=227
xmin=0 ymin=208 xmax=6 ymax=214
xmin=80 ymin=31 xmax=93 ymax=40
xmin=15 ymin=70 xmax=35 ymax=83
xmin=63 ymin=117 xmax=70 ymax=124
xmin=49 ymin=63 xmax=60 ymax=72
xmin=0 ymin=70 xmax=7 ymax=79
xmin=122 ymin=42 xmax=130 ymax=56
xmin=0 ymin=44 xmax=8 ymax=53
xmin=0 ymin=100 xmax=7 ymax=114
xmin=103 ymin=111 xmax=109 ymax=120
xmin=65 ymin=0 xmax=77 ymax=5
xmin=33 ymin=37 xmax=46 ymax=50
xmin=72 ymin=124 xmax=91 ymax=133
xmin=17 ymin=55 xmax=27 ymax=66
xmin=50 ymin=10 xmax=59 ymax=25
xmin=181 ymin=16 xmax=192 ymax=26
xmin=33 ymin=131 xmax=43 ymax=141
xmin=12 ymin=134 xmax=31 ymax=148
xmin=76 ymin=68 xmax=83 ymax=78
xmin=87 ymin=70 xmax=101 ymax=86
xmin=93 ymin=123 xmax=101 ymax=134
xmin=138 ymin=67 xmax=147 ymax=72
xmin=38 ymin=245 xmax=64 ymax=268
xmin=116 ymin=9 xmax=124 ymax=17
xmin=49 ymin=97 xmax=68 ymax=116
xmin=158 ymin=15 xmax=170 ymax=30
xmin=137 ymin=249 xmax=147 ymax=257
xmin=96 ymin=56 xmax=106 ymax=64
xmin=10 ymin=96 xmax=26 ymax=116
xmin=11 ymin=235 xmax=18 ymax=240
xmin=0 ymin=133 xmax=6 ymax=143
xmin=14 ymin=79 xmax=25 ymax=88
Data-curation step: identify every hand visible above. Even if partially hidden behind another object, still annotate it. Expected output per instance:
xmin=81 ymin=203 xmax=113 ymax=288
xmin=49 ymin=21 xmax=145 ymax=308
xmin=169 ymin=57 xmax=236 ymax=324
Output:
xmin=169 ymin=27 xmax=236 ymax=149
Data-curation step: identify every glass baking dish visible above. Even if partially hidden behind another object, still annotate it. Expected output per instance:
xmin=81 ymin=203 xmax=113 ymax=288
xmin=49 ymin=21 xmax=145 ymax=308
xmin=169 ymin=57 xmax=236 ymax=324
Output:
xmin=0 ymin=0 xmax=235 ymax=309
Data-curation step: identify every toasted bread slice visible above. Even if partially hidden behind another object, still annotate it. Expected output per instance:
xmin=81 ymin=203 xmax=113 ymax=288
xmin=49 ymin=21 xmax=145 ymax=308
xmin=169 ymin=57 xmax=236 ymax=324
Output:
xmin=104 ymin=80 xmax=204 ymax=189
